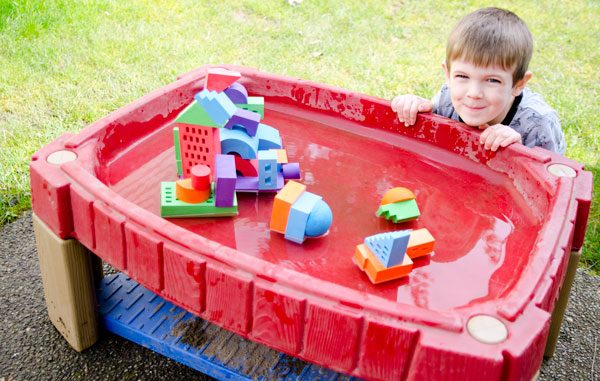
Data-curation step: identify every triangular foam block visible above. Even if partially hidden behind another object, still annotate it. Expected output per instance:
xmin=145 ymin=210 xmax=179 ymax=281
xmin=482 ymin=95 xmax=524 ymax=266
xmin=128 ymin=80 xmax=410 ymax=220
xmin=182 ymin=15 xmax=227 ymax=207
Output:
xmin=364 ymin=230 xmax=411 ymax=267
xmin=205 ymin=67 xmax=242 ymax=92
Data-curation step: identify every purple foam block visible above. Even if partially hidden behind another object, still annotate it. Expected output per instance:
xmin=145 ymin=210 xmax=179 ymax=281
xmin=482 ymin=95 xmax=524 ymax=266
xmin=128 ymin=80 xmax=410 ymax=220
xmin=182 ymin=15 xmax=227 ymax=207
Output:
xmin=282 ymin=163 xmax=301 ymax=180
xmin=215 ymin=154 xmax=237 ymax=207
xmin=235 ymin=173 xmax=284 ymax=192
xmin=224 ymin=82 xmax=248 ymax=104
xmin=224 ymin=108 xmax=260 ymax=137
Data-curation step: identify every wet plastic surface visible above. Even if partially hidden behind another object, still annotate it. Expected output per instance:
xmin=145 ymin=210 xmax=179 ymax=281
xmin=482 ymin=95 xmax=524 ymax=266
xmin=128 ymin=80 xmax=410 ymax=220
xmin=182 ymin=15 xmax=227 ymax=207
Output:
xmin=30 ymin=65 xmax=593 ymax=380
xmin=110 ymin=104 xmax=543 ymax=311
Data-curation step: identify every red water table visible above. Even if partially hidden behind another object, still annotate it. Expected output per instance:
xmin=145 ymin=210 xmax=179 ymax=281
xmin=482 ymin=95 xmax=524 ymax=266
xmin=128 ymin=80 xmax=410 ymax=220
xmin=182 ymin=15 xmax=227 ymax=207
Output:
xmin=30 ymin=65 xmax=593 ymax=381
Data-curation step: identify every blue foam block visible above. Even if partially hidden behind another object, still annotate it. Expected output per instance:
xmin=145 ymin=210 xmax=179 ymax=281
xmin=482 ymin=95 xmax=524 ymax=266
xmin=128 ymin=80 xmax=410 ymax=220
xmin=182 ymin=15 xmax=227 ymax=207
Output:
xmin=257 ymin=150 xmax=278 ymax=190
xmin=256 ymin=123 xmax=282 ymax=150
xmin=98 ymin=273 xmax=353 ymax=381
xmin=304 ymin=199 xmax=332 ymax=237
xmin=220 ymin=127 xmax=259 ymax=159
xmin=364 ymin=230 xmax=411 ymax=267
xmin=285 ymin=191 xmax=322 ymax=243
xmin=195 ymin=89 xmax=237 ymax=127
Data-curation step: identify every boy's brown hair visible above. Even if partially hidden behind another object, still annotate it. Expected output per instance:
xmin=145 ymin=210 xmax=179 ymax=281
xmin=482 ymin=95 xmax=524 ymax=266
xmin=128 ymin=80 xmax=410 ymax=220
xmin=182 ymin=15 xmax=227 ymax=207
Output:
xmin=446 ymin=7 xmax=533 ymax=84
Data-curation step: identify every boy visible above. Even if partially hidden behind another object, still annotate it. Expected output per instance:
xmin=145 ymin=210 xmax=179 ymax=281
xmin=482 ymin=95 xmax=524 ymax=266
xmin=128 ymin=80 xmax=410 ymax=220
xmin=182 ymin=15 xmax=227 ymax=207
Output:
xmin=391 ymin=7 xmax=565 ymax=154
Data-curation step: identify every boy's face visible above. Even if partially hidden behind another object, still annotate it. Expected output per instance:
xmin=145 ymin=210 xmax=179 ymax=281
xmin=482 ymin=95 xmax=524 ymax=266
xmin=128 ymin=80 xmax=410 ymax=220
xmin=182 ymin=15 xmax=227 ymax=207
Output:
xmin=443 ymin=60 xmax=530 ymax=127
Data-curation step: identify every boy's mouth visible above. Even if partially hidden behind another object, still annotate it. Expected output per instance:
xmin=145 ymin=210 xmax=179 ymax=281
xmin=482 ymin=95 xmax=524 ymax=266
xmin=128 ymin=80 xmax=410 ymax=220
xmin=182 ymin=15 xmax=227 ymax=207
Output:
xmin=464 ymin=104 xmax=486 ymax=110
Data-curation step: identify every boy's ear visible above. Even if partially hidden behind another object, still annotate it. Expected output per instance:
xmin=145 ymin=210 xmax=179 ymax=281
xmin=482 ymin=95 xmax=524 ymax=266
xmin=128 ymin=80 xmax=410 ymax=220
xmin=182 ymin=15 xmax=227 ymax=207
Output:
xmin=442 ymin=62 xmax=450 ymax=84
xmin=512 ymin=71 xmax=532 ymax=96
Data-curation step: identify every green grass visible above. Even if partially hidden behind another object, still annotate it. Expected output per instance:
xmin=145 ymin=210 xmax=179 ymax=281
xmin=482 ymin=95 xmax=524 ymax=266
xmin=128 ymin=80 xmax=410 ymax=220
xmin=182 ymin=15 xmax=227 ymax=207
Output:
xmin=1 ymin=0 xmax=598 ymax=272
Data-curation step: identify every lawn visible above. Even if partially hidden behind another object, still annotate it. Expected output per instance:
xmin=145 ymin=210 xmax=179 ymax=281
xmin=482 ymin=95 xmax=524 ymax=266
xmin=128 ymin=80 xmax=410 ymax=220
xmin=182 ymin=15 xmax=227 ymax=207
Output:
xmin=1 ymin=0 xmax=598 ymax=271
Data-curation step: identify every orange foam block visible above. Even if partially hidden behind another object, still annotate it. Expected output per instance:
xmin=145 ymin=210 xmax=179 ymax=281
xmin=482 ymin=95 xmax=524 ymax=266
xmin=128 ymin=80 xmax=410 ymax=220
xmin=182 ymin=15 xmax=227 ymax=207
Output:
xmin=274 ymin=149 xmax=288 ymax=164
xmin=406 ymin=228 xmax=435 ymax=259
xmin=175 ymin=178 xmax=210 ymax=204
xmin=354 ymin=243 xmax=413 ymax=284
xmin=380 ymin=187 xmax=415 ymax=205
xmin=270 ymin=180 xmax=306 ymax=234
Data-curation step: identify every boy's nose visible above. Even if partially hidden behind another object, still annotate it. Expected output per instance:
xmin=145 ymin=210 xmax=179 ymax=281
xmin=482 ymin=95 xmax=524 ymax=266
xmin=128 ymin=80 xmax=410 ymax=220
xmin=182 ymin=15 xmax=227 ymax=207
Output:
xmin=466 ymin=83 xmax=483 ymax=98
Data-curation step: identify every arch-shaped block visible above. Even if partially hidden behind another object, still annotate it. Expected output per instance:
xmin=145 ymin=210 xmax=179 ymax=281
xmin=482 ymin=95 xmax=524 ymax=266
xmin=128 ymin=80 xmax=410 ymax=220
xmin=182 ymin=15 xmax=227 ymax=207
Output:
xmin=224 ymin=108 xmax=260 ymax=137
xmin=256 ymin=123 xmax=282 ymax=150
xmin=220 ymin=127 xmax=259 ymax=159
xmin=224 ymin=82 xmax=248 ymax=104
xmin=234 ymin=155 xmax=258 ymax=177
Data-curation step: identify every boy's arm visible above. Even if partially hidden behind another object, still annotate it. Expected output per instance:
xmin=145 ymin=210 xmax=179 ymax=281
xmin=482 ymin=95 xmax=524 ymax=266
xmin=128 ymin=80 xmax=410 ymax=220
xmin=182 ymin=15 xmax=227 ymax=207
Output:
xmin=521 ymin=113 xmax=566 ymax=155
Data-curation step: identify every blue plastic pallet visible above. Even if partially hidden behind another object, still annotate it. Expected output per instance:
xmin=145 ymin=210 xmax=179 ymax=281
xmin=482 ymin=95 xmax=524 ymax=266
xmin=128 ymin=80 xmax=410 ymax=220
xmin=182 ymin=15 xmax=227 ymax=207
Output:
xmin=98 ymin=273 xmax=357 ymax=381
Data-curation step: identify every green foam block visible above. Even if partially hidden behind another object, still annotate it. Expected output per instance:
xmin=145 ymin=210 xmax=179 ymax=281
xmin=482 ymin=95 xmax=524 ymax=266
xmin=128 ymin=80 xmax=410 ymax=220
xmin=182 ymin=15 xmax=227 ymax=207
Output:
xmin=173 ymin=127 xmax=183 ymax=177
xmin=161 ymin=182 xmax=238 ymax=218
xmin=376 ymin=199 xmax=420 ymax=223
xmin=236 ymin=96 xmax=264 ymax=119
xmin=175 ymin=101 xmax=220 ymax=127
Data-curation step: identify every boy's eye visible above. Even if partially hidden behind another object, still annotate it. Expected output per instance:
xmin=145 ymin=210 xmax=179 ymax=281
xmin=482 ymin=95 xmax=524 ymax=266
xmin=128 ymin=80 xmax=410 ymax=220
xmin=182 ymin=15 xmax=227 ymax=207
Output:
xmin=455 ymin=74 xmax=468 ymax=79
xmin=487 ymin=78 xmax=502 ymax=84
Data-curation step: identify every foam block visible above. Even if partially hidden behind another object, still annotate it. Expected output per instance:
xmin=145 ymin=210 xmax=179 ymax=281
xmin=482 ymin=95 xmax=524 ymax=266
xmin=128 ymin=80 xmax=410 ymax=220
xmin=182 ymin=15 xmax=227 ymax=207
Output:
xmin=304 ymin=200 xmax=332 ymax=237
xmin=236 ymin=96 xmax=264 ymax=119
xmin=174 ymin=101 xmax=219 ymax=127
xmin=214 ymin=154 xmax=237 ymax=207
xmin=353 ymin=243 xmax=413 ymax=284
xmin=234 ymin=156 xmax=258 ymax=177
xmin=256 ymin=123 xmax=282 ymax=150
xmin=161 ymin=182 xmax=238 ymax=218
xmin=224 ymin=108 xmax=261 ymax=137
xmin=376 ymin=199 xmax=420 ymax=223
xmin=236 ymin=173 xmax=284 ymax=192
xmin=270 ymin=181 xmax=306 ymax=233
xmin=284 ymin=192 xmax=322 ymax=243
xmin=364 ymin=231 xmax=411 ymax=268
xmin=224 ymin=82 xmax=248 ymax=104
xmin=407 ymin=228 xmax=435 ymax=258
xmin=205 ymin=67 xmax=241 ymax=92
xmin=273 ymin=149 xmax=288 ymax=171
xmin=258 ymin=150 xmax=278 ymax=190
xmin=380 ymin=187 xmax=416 ymax=205
xmin=177 ymin=123 xmax=221 ymax=177
xmin=195 ymin=89 xmax=237 ymax=127
xmin=282 ymin=163 xmax=301 ymax=180
xmin=175 ymin=178 xmax=210 ymax=204
xmin=190 ymin=164 xmax=211 ymax=191
xmin=220 ymin=127 xmax=259 ymax=159
xmin=173 ymin=127 xmax=183 ymax=177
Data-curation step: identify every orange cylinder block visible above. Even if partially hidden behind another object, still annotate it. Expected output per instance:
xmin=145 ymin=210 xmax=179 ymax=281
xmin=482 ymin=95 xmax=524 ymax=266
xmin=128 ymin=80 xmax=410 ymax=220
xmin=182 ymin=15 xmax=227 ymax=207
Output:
xmin=176 ymin=178 xmax=210 ymax=204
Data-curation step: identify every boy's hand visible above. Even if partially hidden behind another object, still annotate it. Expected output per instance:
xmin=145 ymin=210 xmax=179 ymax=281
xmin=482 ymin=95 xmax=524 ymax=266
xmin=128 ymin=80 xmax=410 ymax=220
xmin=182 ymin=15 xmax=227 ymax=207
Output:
xmin=479 ymin=124 xmax=522 ymax=151
xmin=391 ymin=94 xmax=433 ymax=126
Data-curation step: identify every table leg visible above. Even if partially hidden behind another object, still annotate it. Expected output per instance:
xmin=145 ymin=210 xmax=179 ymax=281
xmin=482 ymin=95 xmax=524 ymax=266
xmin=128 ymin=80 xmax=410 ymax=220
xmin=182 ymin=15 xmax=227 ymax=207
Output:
xmin=33 ymin=213 xmax=99 ymax=352
xmin=544 ymin=249 xmax=581 ymax=358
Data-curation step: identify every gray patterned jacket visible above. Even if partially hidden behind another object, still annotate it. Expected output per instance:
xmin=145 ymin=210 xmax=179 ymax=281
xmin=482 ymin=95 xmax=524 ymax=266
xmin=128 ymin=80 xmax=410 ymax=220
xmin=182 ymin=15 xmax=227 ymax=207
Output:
xmin=432 ymin=84 xmax=566 ymax=154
